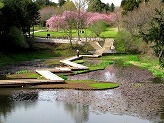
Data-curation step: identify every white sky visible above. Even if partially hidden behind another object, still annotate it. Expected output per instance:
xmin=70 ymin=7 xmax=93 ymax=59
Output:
xmin=51 ymin=0 xmax=122 ymax=6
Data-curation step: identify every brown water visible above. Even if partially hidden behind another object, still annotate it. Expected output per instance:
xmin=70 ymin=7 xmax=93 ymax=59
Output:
xmin=0 ymin=64 xmax=164 ymax=123
xmin=0 ymin=87 xmax=163 ymax=123
xmin=69 ymin=65 xmax=162 ymax=83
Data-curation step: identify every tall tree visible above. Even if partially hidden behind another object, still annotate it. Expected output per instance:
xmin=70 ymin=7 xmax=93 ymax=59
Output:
xmin=0 ymin=0 xmax=39 ymax=50
xmin=87 ymin=0 xmax=102 ymax=12
xmin=103 ymin=3 xmax=110 ymax=13
xmin=58 ymin=0 xmax=66 ymax=7
xmin=74 ymin=0 xmax=89 ymax=41
xmin=39 ymin=6 xmax=57 ymax=26
xmin=121 ymin=0 xmax=142 ymax=14
xmin=35 ymin=0 xmax=57 ymax=7
xmin=141 ymin=9 xmax=164 ymax=66
xmin=110 ymin=3 xmax=115 ymax=12
xmin=122 ymin=0 xmax=164 ymax=66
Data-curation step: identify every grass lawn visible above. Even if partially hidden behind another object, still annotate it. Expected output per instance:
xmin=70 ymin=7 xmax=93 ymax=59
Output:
xmin=0 ymin=43 xmax=79 ymax=67
xmin=34 ymin=27 xmax=118 ymax=38
xmin=31 ymin=80 xmax=119 ymax=90
xmin=100 ymin=54 xmax=164 ymax=79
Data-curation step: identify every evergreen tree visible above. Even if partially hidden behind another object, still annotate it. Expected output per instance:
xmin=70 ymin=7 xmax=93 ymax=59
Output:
xmin=58 ymin=0 xmax=66 ymax=7
xmin=121 ymin=0 xmax=142 ymax=14
xmin=87 ymin=0 xmax=102 ymax=12
xmin=110 ymin=3 xmax=115 ymax=12
xmin=0 ymin=0 xmax=39 ymax=50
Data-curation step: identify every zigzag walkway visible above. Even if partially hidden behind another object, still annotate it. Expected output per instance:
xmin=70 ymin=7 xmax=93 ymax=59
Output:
xmin=0 ymin=55 xmax=97 ymax=86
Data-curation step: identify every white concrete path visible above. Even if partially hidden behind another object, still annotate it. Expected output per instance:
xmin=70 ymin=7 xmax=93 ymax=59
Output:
xmin=36 ymin=70 xmax=64 ymax=82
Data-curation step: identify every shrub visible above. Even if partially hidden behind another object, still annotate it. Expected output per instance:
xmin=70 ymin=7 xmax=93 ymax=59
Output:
xmin=9 ymin=27 xmax=29 ymax=49
xmin=89 ymin=20 xmax=109 ymax=37
xmin=114 ymin=29 xmax=143 ymax=54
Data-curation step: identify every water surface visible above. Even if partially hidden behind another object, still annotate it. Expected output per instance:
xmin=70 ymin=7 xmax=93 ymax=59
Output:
xmin=0 ymin=87 xmax=163 ymax=123
xmin=0 ymin=64 xmax=164 ymax=123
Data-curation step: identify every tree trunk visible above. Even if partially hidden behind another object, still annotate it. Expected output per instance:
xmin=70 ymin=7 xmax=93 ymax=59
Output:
xmin=69 ymin=29 xmax=73 ymax=48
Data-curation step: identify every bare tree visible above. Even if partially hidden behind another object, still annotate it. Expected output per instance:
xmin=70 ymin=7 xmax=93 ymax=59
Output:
xmin=122 ymin=0 xmax=164 ymax=66
xmin=39 ymin=6 xmax=57 ymax=27
xmin=74 ymin=0 xmax=89 ymax=42
xmin=122 ymin=0 xmax=163 ymax=36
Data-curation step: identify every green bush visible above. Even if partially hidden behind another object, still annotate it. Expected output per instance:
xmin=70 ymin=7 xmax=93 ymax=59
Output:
xmin=114 ymin=29 xmax=143 ymax=53
xmin=9 ymin=27 xmax=29 ymax=48
xmin=89 ymin=21 xmax=109 ymax=37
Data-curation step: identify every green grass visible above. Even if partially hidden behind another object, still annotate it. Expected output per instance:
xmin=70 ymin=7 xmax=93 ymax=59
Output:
xmin=16 ymin=70 xmax=31 ymax=74
xmin=100 ymin=28 xmax=118 ymax=38
xmin=73 ymin=60 xmax=84 ymax=64
xmin=0 ymin=50 xmax=56 ymax=66
xmin=59 ymin=75 xmax=68 ymax=80
xmin=34 ymin=27 xmax=118 ymax=38
xmin=90 ymin=83 xmax=119 ymax=89
xmin=0 ymin=43 xmax=79 ymax=67
xmin=89 ymin=60 xmax=114 ymax=71
xmin=73 ymin=54 xmax=163 ymax=79
xmin=66 ymin=80 xmax=119 ymax=90
xmin=73 ymin=60 xmax=114 ymax=74
xmin=101 ymin=54 xmax=164 ymax=79
xmin=7 ymin=72 xmax=43 ymax=79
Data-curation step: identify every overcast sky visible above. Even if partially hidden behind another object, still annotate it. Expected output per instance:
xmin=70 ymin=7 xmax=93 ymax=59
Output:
xmin=51 ymin=0 xmax=122 ymax=6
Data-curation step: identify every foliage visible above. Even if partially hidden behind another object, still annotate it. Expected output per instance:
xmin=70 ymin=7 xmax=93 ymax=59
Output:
xmin=87 ymin=0 xmax=102 ymax=12
xmin=61 ymin=1 xmax=76 ymax=11
xmin=16 ymin=70 xmax=31 ymax=74
xmin=89 ymin=20 xmax=108 ymax=37
xmin=88 ymin=0 xmax=115 ymax=13
xmin=110 ymin=3 xmax=115 ymax=12
xmin=101 ymin=54 xmax=164 ymax=79
xmin=122 ymin=0 xmax=164 ymax=66
xmin=35 ymin=0 xmax=57 ymax=7
xmin=39 ymin=6 xmax=57 ymax=27
xmin=9 ymin=27 xmax=29 ymax=48
xmin=121 ymin=0 xmax=142 ymax=14
xmin=140 ymin=9 xmax=164 ymax=67
xmin=0 ymin=0 xmax=39 ymax=51
xmin=86 ymin=12 xmax=115 ymax=26
xmin=74 ymin=60 xmax=114 ymax=74
xmin=58 ymin=0 xmax=66 ymax=7
xmin=114 ymin=30 xmax=143 ymax=53
xmin=90 ymin=83 xmax=119 ymax=89
xmin=46 ymin=11 xmax=116 ymax=41
xmin=0 ymin=1 xmax=4 ymax=9
xmin=46 ymin=11 xmax=116 ymax=30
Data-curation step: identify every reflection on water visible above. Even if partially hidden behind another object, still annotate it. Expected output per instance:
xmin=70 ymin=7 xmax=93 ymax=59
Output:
xmin=0 ymin=64 xmax=163 ymax=123
xmin=69 ymin=65 xmax=157 ymax=83
xmin=0 ymin=88 xmax=163 ymax=123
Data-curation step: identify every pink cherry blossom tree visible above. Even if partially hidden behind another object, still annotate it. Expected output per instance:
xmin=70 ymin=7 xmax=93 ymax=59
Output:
xmin=46 ymin=15 xmax=66 ymax=31
xmin=46 ymin=11 xmax=116 ymax=46
xmin=86 ymin=12 xmax=116 ymax=37
xmin=86 ymin=12 xmax=115 ymax=26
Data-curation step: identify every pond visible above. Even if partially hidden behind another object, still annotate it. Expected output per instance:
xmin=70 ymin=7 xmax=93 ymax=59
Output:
xmin=0 ymin=87 xmax=164 ymax=123
xmin=0 ymin=64 xmax=164 ymax=123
